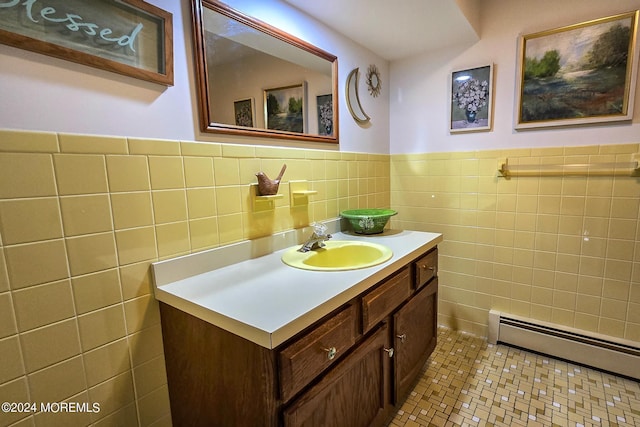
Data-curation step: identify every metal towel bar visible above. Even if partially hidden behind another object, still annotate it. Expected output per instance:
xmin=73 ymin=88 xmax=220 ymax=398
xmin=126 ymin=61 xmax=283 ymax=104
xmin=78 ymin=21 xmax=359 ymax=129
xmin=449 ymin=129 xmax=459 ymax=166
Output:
xmin=498 ymin=154 xmax=640 ymax=178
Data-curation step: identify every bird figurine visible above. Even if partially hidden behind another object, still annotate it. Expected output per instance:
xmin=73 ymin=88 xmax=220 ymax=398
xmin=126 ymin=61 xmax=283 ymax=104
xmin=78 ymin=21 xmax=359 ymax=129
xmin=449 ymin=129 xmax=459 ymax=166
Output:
xmin=255 ymin=164 xmax=287 ymax=196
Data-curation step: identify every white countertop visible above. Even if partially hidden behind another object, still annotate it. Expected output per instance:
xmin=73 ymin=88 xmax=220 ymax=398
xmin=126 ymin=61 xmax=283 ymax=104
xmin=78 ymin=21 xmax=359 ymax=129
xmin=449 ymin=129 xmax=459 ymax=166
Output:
xmin=152 ymin=225 xmax=442 ymax=349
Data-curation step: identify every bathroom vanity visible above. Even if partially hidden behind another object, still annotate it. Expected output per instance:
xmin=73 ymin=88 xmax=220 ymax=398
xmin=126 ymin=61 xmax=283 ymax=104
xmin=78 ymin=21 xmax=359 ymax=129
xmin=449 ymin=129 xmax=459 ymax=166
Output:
xmin=153 ymin=227 xmax=442 ymax=426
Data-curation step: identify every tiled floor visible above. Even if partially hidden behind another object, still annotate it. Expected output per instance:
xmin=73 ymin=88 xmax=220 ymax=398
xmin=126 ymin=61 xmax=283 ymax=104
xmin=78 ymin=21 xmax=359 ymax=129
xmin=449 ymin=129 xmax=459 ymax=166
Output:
xmin=388 ymin=328 xmax=640 ymax=427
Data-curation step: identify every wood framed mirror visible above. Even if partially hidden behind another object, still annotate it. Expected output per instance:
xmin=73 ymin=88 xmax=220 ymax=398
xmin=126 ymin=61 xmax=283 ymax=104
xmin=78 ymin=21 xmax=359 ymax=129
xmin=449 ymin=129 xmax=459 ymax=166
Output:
xmin=192 ymin=0 xmax=339 ymax=143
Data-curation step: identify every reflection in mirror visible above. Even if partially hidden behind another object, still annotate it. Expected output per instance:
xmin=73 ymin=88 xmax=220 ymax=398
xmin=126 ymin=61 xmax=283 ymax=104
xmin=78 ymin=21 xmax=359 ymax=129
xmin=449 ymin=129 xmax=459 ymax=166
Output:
xmin=192 ymin=0 xmax=339 ymax=143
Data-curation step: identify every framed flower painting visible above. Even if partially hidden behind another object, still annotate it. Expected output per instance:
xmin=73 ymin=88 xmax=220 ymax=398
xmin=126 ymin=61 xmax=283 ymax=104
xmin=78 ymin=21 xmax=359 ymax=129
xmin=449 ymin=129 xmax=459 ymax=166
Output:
xmin=450 ymin=64 xmax=494 ymax=133
xmin=233 ymin=98 xmax=255 ymax=127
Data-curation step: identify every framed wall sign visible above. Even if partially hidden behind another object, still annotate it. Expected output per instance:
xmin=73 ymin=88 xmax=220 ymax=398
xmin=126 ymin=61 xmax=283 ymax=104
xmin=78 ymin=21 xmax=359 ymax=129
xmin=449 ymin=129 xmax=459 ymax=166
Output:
xmin=450 ymin=64 xmax=494 ymax=133
xmin=0 ymin=0 xmax=173 ymax=86
xmin=515 ymin=11 xmax=639 ymax=129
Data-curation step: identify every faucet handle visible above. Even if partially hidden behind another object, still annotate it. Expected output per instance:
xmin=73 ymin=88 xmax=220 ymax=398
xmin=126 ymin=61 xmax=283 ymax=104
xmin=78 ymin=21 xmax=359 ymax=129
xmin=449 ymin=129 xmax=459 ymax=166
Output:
xmin=311 ymin=222 xmax=328 ymax=236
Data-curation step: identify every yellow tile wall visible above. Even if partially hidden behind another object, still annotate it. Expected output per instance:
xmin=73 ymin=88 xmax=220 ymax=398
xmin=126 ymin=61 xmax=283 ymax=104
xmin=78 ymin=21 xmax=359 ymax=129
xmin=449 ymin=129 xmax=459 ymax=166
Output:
xmin=0 ymin=129 xmax=390 ymax=427
xmin=391 ymin=146 xmax=640 ymax=342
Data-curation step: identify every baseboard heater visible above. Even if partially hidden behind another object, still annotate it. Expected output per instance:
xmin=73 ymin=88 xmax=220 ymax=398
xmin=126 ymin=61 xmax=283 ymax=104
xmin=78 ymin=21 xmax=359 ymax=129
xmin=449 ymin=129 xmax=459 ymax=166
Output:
xmin=488 ymin=310 xmax=640 ymax=380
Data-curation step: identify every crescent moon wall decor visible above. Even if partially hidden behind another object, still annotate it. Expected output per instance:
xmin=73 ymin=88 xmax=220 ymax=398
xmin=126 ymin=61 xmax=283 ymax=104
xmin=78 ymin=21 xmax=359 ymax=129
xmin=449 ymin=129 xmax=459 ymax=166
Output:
xmin=346 ymin=67 xmax=371 ymax=124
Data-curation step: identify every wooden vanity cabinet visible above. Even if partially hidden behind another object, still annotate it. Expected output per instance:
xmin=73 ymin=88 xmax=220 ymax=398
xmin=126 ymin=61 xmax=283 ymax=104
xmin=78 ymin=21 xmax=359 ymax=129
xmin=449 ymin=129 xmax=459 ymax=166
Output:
xmin=160 ymin=246 xmax=438 ymax=427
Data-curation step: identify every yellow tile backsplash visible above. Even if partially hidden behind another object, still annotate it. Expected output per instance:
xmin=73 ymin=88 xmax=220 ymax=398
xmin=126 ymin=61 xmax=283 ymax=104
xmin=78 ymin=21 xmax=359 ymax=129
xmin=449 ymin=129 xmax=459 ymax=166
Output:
xmin=111 ymin=192 xmax=154 ymax=229
xmin=83 ymin=338 xmax=131 ymax=388
xmin=12 ymin=279 xmax=75 ymax=332
xmin=114 ymin=227 xmax=158 ymax=266
xmin=186 ymin=188 xmax=217 ymax=219
xmin=148 ymin=156 xmax=185 ymax=190
xmin=60 ymin=194 xmax=113 ymax=236
xmin=21 ymin=318 xmax=81 ymax=372
xmin=183 ymin=157 xmax=215 ymax=187
xmin=151 ymin=190 xmax=188 ymax=224
xmin=0 ymin=335 xmax=24 ymax=384
xmin=0 ymin=198 xmax=63 ymax=245
xmin=54 ymin=154 xmax=109 ymax=195
xmin=71 ymin=269 xmax=122 ymax=315
xmin=0 ymin=129 xmax=390 ymax=426
xmin=77 ymin=305 xmax=127 ymax=352
xmin=0 ymin=153 xmax=57 ymax=198
xmin=5 ymin=239 xmax=69 ymax=289
xmin=0 ymin=293 xmax=17 ymax=339
xmin=155 ymin=222 xmax=190 ymax=258
xmin=27 ymin=355 xmax=87 ymax=404
xmin=106 ymin=155 xmax=151 ymax=192
xmin=66 ymin=233 xmax=118 ymax=276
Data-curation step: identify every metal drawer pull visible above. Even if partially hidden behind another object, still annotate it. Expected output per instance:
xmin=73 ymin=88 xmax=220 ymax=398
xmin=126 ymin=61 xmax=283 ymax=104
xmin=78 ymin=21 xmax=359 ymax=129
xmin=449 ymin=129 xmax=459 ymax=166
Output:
xmin=397 ymin=334 xmax=406 ymax=343
xmin=323 ymin=346 xmax=337 ymax=360
xmin=384 ymin=347 xmax=394 ymax=358
xmin=420 ymin=264 xmax=437 ymax=276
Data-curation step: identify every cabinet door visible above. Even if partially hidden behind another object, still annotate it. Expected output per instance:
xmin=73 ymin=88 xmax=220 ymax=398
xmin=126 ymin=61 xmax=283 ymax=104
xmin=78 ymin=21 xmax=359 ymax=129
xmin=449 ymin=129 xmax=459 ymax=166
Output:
xmin=393 ymin=279 xmax=438 ymax=402
xmin=282 ymin=323 xmax=393 ymax=427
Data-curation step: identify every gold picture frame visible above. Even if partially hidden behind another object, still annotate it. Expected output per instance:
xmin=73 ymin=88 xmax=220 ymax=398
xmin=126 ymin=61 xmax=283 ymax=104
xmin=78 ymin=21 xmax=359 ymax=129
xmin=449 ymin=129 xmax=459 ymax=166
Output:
xmin=515 ymin=11 xmax=639 ymax=129
xmin=450 ymin=64 xmax=494 ymax=133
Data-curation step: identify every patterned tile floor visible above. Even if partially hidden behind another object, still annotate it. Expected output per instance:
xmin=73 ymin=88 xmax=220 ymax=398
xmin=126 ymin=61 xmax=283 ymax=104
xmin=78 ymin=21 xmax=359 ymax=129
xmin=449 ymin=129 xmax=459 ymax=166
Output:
xmin=387 ymin=328 xmax=640 ymax=427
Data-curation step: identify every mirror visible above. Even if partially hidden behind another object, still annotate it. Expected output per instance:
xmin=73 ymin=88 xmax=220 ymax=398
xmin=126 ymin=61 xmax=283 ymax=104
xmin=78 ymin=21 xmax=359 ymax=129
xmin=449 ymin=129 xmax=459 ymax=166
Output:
xmin=192 ymin=0 xmax=339 ymax=143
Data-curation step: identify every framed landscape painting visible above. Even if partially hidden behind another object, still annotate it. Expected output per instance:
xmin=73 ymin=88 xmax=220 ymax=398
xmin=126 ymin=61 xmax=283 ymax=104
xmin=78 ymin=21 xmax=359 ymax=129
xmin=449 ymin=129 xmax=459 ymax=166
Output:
xmin=515 ymin=11 xmax=639 ymax=129
xmin=264 ymin=83 xmax=306 ymax=133
xmin=450 ymin=64 xmax=494 ymax=133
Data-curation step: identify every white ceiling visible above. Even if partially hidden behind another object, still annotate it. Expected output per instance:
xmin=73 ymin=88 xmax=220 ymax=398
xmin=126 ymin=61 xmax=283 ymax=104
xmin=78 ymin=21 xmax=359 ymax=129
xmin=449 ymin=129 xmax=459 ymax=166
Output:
xmin=282 ymin=0 xmax=480 ymax=61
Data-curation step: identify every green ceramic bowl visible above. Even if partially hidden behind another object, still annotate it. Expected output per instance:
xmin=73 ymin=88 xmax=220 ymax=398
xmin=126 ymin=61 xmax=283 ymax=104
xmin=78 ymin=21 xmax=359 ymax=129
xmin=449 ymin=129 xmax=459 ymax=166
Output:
xmin=340 ymin=209 xmax=398 ymax=234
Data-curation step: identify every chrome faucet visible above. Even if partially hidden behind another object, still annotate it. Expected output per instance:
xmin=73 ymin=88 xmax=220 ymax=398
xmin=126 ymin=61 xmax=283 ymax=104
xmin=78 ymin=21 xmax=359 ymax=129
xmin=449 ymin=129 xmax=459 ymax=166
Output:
xmin=298 ymin=223 xmax=332 ymax=252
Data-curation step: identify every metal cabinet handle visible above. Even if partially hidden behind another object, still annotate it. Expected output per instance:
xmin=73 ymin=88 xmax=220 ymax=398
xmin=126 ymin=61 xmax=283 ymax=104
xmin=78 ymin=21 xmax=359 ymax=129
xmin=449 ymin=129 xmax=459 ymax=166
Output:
xmin=323 ymin=346 xmax=337 ymax=360
xmin=396 ymin=334 xmax=406 ymax=343
xmin=420 ymin=264 xmax=437 ymax=276
xmin=384 ymin=347 xmax=394 ymax=358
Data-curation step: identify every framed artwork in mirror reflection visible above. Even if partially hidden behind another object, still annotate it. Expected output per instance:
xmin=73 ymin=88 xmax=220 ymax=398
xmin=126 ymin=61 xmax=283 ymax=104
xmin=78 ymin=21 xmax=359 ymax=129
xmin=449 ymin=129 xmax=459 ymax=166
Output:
xmin=450 ymin=64 xmax=494 ymax=133
xmin=233 ymin=98 xmax=254 ymax=127
xmin=264 ymin=83 xmax=306 ymax=133
xmin=316 ymin=94 xmax=333 ymax=136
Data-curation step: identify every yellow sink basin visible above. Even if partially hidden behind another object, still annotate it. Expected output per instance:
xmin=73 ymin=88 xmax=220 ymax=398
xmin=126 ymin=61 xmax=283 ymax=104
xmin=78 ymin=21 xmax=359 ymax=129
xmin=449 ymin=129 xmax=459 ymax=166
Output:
xmin=281 ymin=240 xmax=393 ymax=271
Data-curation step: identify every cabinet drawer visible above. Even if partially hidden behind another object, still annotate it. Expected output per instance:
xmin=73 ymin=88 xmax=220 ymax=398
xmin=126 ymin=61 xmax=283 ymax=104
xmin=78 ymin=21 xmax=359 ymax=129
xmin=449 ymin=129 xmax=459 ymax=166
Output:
xmin=279 ymin=304 xmax=358 ymax=402
xmin=282 ymin=322 xmax=392 ymax=427
xmin=362 ymin=267 xmax=411 ymax=332
xmin=414 ymin=248 xmax=437 ymax=289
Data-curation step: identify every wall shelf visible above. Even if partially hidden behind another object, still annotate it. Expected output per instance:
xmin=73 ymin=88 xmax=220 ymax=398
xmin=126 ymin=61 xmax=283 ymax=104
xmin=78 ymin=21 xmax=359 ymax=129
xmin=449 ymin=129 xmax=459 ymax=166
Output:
xmin=250 ymin=184 xmax=283 ymax=211
xmin=290 ymin=180 xmax=317 ymax=206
